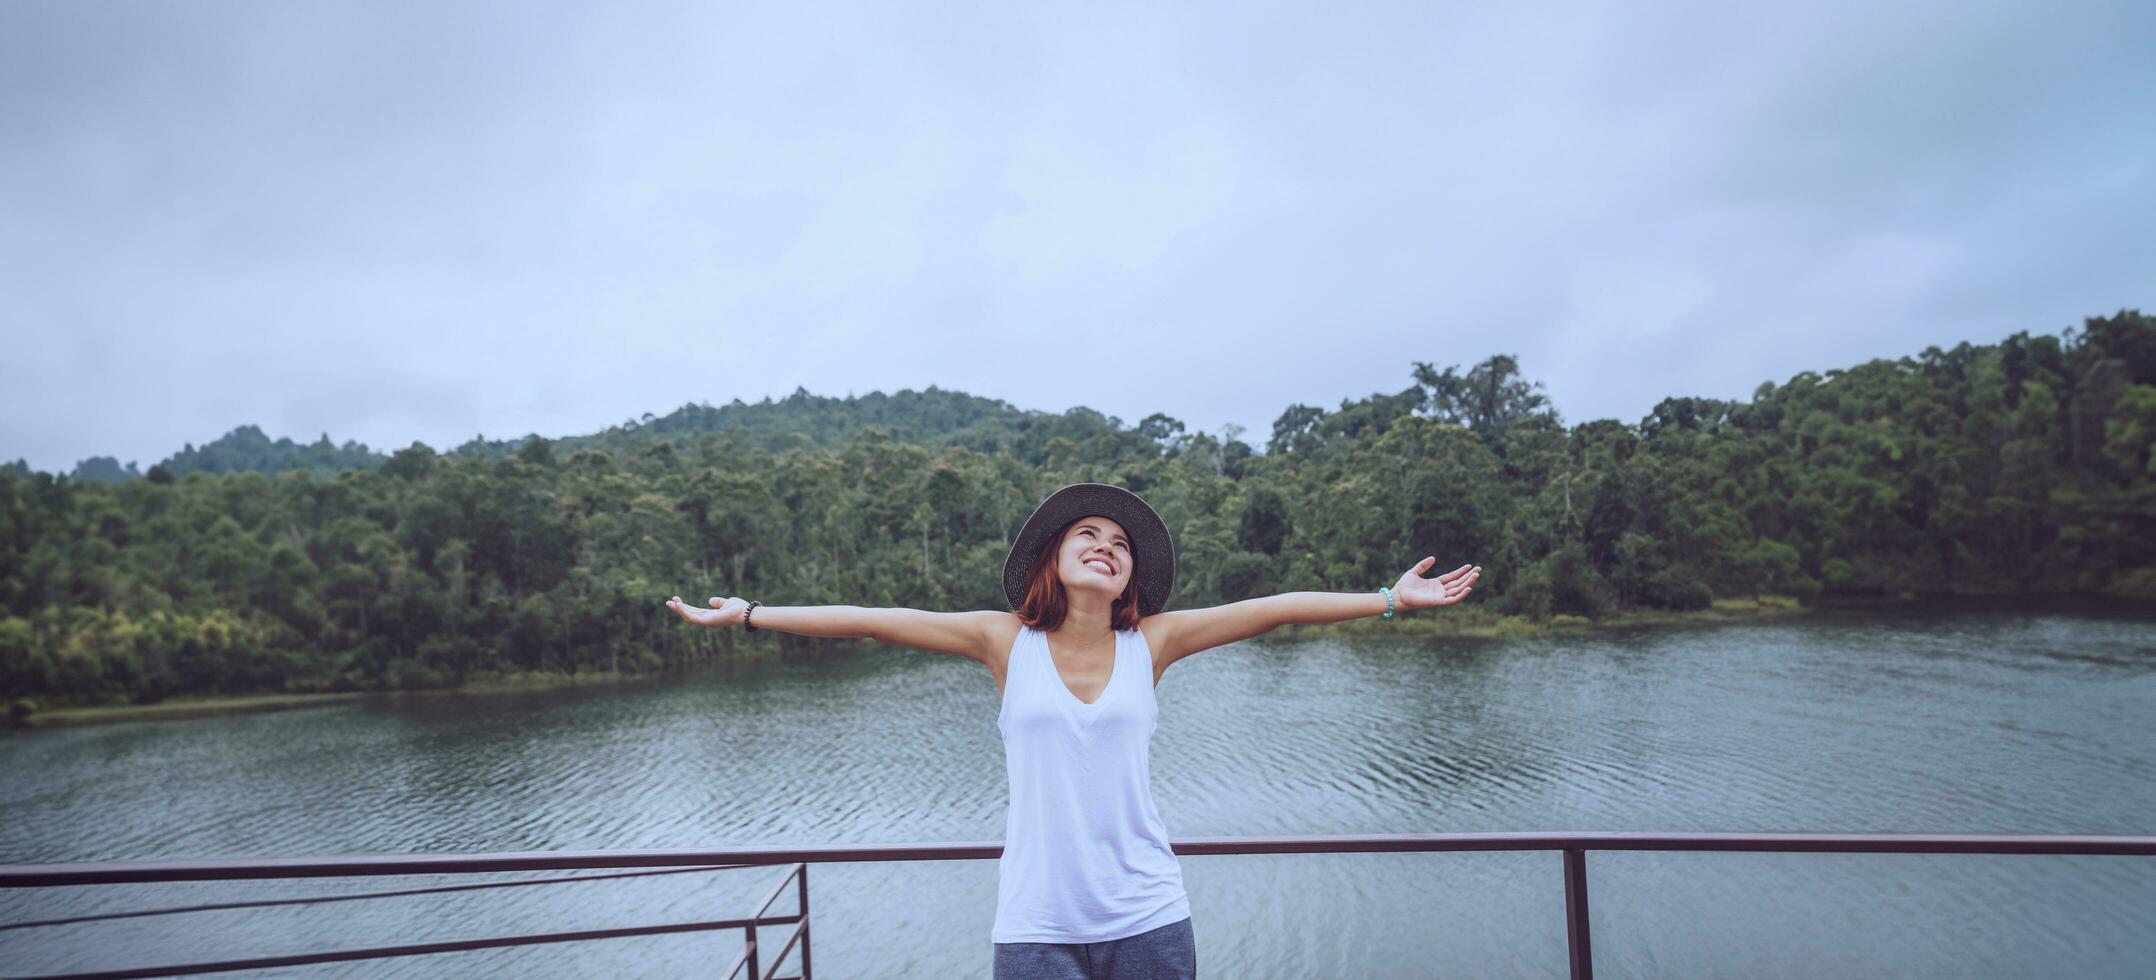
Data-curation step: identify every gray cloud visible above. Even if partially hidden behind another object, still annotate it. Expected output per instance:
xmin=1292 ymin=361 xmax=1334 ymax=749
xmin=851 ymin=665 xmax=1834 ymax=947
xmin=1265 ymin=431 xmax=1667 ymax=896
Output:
xmin=2 ymin=0 xmax=2150 ymax=473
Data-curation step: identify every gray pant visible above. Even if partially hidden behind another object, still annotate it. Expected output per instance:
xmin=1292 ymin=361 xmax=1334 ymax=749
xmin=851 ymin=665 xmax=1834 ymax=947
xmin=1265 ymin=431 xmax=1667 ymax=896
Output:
xmin=992 ymin=917 xmax=1197 ymax=979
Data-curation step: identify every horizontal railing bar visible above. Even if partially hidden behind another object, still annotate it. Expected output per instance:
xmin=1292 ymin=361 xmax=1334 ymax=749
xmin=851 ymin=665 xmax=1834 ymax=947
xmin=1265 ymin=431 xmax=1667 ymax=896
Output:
xmin=0 ymin=864 xmax=750 ymax=931
xmin=6 ymin=833 xmax=2151 ymax=887
xmin=13 ymin=914 xmax=801 ymax=980
xmin=0 ymin=845 xmax=991 ymax=886
xmin=1168 ymin=832 xmax=2156 ymax=857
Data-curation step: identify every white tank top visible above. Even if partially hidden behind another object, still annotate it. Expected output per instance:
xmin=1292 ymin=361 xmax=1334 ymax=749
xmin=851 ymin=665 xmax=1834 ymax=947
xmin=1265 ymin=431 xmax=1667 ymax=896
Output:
xmin=992 ymin=623 xmax=1192 ymax=944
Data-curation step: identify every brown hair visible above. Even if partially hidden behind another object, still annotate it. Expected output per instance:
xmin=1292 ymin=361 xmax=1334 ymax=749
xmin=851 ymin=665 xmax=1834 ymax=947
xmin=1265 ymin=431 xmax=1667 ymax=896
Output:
xmin=1014 ymin=519 xmax=1142 ymax=632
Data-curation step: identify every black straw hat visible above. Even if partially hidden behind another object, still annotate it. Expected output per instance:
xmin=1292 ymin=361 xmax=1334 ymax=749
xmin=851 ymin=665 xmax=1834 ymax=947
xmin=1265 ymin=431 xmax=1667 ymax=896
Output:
xmin=1002 ymin=483 xmax=1176 ymax=616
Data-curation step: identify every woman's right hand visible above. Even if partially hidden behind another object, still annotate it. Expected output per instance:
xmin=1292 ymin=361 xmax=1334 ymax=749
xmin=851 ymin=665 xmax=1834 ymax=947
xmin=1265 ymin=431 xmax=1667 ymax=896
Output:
xmin=666 ymin=595 xmax=748 ymax=629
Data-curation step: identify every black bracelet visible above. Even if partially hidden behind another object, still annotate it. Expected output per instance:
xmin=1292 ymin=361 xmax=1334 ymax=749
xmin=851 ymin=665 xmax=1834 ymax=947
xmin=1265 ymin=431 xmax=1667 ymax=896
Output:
xmin=742 ymin=600 xmax=762 ymax=632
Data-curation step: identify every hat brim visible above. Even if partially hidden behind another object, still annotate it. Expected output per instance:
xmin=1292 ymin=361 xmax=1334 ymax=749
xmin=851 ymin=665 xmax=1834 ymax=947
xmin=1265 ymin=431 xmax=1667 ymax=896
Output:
xmin=1002 ymin=483 xmax=1175 ymax=617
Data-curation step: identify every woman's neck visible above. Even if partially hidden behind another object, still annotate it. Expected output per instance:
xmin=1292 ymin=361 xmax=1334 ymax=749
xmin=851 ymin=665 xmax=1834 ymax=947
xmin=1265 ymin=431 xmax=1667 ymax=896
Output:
xmin=1056 ymin=596 xmax=1116 ymax=642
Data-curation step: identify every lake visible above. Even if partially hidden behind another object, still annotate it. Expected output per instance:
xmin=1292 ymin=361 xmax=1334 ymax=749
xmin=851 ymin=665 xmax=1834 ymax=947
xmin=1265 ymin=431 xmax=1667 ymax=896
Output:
xmin=3 ymin=598 xmax=2153 ymax=977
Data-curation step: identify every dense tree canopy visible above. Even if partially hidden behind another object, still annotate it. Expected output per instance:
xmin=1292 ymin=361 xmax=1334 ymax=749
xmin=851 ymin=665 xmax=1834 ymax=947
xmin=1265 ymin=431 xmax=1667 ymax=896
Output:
xmin=4 ymin=310 xmax=2151 ymax=707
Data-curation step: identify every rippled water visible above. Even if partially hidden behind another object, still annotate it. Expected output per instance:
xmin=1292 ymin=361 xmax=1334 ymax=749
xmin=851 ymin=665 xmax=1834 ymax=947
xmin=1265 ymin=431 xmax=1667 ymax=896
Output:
xmin=4 ymin=599 xmax=2154 ymax=978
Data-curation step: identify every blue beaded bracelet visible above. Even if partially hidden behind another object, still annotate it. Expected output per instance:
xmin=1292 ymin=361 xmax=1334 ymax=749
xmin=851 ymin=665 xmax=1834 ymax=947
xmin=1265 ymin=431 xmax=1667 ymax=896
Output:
xmin=1378 ymin=586 xmax=1395 ymax=619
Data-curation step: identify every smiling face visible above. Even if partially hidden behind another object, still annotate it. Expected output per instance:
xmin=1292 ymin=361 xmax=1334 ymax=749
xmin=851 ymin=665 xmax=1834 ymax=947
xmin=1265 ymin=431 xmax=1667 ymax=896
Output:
xmin=1013 ymin=513 xmax=1144 ymax=631
xmin=1054 ymin=515 xmax=1134 ymax=602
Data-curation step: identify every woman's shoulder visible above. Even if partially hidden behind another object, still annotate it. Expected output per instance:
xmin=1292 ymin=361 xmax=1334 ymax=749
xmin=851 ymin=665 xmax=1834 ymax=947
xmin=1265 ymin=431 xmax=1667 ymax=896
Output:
xmin=981 ymin=610 xmax=1025 ymax=644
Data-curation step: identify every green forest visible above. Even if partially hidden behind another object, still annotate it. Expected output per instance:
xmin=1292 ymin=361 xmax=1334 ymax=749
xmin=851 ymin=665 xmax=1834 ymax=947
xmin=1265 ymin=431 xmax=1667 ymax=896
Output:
xmin=4 ymin=310 xmax=2153 ymax=710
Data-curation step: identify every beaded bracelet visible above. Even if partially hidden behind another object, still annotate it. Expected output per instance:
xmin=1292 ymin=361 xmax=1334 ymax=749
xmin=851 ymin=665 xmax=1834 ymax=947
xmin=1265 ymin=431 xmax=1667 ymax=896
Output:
xmin=742 ymin=600 xmax=762 ymax=632
xmin=1378 ymin=586 xmax=1395 ymax=619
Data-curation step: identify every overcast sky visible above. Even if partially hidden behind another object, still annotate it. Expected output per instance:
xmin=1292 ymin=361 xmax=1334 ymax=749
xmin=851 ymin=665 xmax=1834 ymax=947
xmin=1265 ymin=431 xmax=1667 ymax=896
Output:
xmin=3 ymin=0 xmax=2150 ymax=473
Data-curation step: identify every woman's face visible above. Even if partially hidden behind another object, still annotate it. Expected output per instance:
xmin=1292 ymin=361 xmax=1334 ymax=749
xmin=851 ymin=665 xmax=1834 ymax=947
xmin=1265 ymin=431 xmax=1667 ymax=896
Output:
xmin=1055 ymin=515 xmax=1133 ymax=602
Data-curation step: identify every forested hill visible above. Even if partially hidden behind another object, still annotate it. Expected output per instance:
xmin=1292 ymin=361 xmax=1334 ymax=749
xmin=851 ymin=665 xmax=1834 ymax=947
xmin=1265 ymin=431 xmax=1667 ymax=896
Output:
xmin=37 ymin=386 xmax=1161 ymax=483
xmin=3 ymin=309 xmax=2152 ymax=709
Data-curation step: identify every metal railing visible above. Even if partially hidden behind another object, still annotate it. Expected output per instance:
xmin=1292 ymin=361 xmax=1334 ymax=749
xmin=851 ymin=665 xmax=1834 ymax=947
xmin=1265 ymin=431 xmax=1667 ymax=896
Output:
xmin=5 ymin=832 xmax=2152 ymax=979
xmin=0 ymin=859 xmax=811 ymax=980
xmin=727 ymin=862 xmax=810 ymax=980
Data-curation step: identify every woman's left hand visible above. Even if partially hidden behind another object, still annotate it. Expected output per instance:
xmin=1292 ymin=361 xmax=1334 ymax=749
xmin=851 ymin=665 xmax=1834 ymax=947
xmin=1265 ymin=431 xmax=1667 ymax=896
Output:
xmin=1392 ymin=558 xmax=1481 ymax=609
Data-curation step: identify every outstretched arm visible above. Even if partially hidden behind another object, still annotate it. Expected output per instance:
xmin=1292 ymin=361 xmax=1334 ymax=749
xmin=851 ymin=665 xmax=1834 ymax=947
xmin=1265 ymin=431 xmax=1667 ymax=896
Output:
xmin=1149 ymin=558 xmax=1481 ymax=667
xmin=664 ymin=596 xmax=1006 ymax=663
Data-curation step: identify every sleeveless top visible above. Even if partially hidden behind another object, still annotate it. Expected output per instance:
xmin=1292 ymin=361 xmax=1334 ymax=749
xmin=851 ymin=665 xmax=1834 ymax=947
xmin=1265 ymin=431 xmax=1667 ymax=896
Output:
xmin=992 ymin=623 xmax=1192 ymax=944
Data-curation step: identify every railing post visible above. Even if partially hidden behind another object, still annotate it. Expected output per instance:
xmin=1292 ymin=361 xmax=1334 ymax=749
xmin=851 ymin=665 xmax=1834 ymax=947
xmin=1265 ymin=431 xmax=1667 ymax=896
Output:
xmin=744 ymin=924 xmax=759 ymax=980
xmin=1563 ymin=847 xmax=1592 ymax=980
xmin=798 ymin=863 xmax=812 ymax=980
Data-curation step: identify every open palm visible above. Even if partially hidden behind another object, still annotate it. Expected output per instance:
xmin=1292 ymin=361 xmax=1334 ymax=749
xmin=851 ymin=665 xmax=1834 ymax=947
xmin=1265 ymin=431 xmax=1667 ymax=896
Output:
xmin=665 ymin=595 xmax=747 ymax=628
xmin=1392 ymin=558 xmax=1481 ymax=609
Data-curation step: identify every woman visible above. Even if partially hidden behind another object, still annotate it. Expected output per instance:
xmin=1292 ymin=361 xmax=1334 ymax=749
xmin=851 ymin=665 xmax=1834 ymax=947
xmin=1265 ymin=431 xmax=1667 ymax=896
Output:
xmin=665 ymin=482 xmax=1481 ymax=979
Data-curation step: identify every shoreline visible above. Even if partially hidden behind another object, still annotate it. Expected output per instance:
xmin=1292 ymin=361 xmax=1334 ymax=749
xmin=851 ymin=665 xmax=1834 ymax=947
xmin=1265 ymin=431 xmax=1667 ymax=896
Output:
xmin=1276 ymin=594 xmax=1814 ymax=640
xmin=10 ymin=600 xmax=1809 ymax=731
xmin=18 ymin=591 xmax=2146 ymax=731
xmin=8 ymin=670 xmax=672 ymax=732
